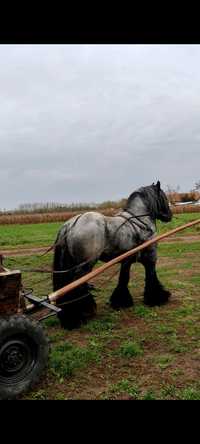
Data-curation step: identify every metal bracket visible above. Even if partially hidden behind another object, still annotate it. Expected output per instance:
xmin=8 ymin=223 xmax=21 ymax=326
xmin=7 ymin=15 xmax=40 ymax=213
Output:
xmin=23 ymin=292 xmax=62 ymax=313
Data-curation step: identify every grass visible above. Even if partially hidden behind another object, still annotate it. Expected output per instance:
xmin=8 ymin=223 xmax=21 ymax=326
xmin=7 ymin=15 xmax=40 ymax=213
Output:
xmin=117 ymin=340 xmax=143 ymax=358
xmin=0 ymin=222 xmax=61 ymax=249
xmin=100 ymin=378 xmax=140 ymax=399
xmin=156 ymin=212 xmax=200 ymax=235
xmin=155 ymin=354 xmax=175 ymax=370
xmin=2 ymin=212 xmax=200 ymax=400
xmin=49 ymin=340 xmax=102 ymax=379
xmin=133 ymin=305 xmax=157 ymax=318
xmin=82 ymin=313 xmax=118 ymax=334
xmin=19 ymin=237 xmax=200 ymax=399
xmin=0 ymin=212 xmax=200 ymax=251
xmin=158 ymin=241 xmax=200 ymax=258
xmin=177 ymin=387 xmax=200 ymax=400
xmin=160 ymin=384 xmax=200 ymax=400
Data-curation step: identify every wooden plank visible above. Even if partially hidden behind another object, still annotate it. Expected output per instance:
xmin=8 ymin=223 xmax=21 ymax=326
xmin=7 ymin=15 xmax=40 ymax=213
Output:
xmin=0 ymin=270 xmax=25 ymax=315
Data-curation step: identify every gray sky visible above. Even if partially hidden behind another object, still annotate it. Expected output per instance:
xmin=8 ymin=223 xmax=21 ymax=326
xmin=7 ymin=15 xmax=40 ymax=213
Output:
xmin=1 ymin=44 xmax=200 ymax=210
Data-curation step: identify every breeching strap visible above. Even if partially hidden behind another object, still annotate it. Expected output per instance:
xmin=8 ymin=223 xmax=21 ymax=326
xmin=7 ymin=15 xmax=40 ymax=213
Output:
xmin=48 ymin=218 xmax=200 ymax=304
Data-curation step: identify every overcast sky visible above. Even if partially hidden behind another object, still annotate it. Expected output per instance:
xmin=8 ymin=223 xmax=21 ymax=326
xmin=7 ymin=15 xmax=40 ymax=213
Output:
xmin=0 ymin=44 xmax=199 ymax=210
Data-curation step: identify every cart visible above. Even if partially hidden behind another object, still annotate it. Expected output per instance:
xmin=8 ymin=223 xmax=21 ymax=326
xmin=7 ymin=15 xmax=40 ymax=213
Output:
xmin=0 ymin=258 xmax=56 ymax=400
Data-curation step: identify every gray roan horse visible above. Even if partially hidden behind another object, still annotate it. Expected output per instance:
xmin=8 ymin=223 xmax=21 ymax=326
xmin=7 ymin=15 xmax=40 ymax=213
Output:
xmin=52 ymin=181 xmax=172 ymax=329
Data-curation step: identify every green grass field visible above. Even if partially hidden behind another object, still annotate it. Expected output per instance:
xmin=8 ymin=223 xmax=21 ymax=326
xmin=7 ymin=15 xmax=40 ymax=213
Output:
xmin=1 ymin=213 xmax=200 ymax=400
xmin=0 ymin=212 xmax=200 ymax=250
xmin=0 ymin=222 xmax=61 ymax=248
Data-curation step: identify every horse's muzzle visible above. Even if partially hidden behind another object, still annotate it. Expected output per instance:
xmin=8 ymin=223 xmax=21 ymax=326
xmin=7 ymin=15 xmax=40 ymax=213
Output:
xmin=159 ymin=211 xmax=173 ymax=222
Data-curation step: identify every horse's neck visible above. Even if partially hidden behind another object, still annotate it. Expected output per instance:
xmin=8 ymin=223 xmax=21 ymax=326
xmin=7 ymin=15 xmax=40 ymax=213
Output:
xmin=126 ymin=196 xmax=148 ymax=216
xmin=125 ymin=196 xmax=157 ymax=235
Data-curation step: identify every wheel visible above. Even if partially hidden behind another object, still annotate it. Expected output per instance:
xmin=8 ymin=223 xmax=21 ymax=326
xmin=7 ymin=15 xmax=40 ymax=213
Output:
xmin=0 ymin=315 xmax=49 ymax=400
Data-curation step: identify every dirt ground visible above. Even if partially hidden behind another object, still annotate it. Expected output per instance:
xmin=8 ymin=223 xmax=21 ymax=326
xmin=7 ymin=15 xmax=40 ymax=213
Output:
xmin=0 ymin=234 xmax=199 ymax=257
xmin=2 ymin=230 xmax=200 ymax=400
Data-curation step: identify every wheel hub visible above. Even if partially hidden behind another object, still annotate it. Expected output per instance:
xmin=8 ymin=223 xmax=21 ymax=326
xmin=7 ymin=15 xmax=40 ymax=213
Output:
xmin=0 ymin=341 xmax=28 ymax=374
xmin=0 ymin=336 xmax=36 ymax=383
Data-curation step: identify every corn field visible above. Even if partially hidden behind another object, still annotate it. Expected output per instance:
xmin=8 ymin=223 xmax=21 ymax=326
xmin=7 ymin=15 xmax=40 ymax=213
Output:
xmin=0 ymin=205 xmax=199 ymax=225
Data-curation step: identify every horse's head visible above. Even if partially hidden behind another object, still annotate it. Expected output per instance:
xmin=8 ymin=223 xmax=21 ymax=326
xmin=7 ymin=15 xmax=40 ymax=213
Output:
xmin=126 ymin=181 xmax=172 ymax=223
xmin=152 ymin=181 xmax=172 ymax=222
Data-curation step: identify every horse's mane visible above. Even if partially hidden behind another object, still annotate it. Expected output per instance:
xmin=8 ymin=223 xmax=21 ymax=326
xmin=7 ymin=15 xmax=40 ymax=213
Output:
xmin=126 ymin=185 xmax=159 ymax=218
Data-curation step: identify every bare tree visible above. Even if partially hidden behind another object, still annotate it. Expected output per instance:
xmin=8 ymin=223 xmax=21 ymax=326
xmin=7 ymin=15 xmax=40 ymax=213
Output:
xmin=194 ymin=181 xmax=200 ymax=191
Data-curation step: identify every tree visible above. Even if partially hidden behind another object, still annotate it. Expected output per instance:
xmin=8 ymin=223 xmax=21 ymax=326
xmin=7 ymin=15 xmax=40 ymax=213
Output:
xmin=194 ymin=181 xmax=200 ymax=191
xmin=166 ymin=185 xmax=180 ymax=204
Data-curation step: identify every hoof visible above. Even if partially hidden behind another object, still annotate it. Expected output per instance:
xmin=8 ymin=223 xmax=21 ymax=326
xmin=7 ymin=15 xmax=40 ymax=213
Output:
xmin=57 ymin=312 xmax=82 ymax=330
xmin=57 ymin=294 xmax=97 ymax=329
xmin=144 ymin=288 xmax=171 ymax=307
xmin=110 ymin=286 xmax=133 ymax=310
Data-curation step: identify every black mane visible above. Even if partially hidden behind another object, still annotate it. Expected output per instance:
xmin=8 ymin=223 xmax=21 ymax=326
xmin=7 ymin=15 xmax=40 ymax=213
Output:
xmin=126 ymin=185 xmax=160 ymax=218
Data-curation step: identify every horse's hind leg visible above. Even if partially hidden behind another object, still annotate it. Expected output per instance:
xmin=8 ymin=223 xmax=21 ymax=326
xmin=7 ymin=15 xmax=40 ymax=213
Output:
xmin=57 ymin=263 xmax=97 ymax=330
xmin=110 ymin=259 xmax=133 ymax=310
xmin=58 ymin=286 xmax=97 ymax=330
xmin=140 ymin=246 xmax=171 ymax=306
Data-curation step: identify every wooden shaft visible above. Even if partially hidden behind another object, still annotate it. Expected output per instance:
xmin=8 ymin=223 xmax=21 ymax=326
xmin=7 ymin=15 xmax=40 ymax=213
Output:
xmin=48 ymin=218 xmax=200 ymax=304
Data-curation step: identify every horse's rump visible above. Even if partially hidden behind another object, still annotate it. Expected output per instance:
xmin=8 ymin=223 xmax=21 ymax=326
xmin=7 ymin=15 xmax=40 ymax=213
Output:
xmin=67 ymin=211 xmax=106 ymax=263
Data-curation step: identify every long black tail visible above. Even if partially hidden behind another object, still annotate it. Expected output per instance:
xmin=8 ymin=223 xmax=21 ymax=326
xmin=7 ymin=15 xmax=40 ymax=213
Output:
xmin=52 ymin=242 xmax=97 ymax=329
xmin=53 ymin=242 xmax=75 ymax=291
xmin=53 ymin=242 xmax=95 ymax=291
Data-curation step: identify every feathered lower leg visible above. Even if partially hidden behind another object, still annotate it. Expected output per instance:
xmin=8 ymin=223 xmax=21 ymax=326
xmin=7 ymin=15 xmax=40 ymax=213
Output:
xmin=110 ymin=260 xmax=133 ymax=310
xmin=141 ymin=247 xmax=171 ymax=306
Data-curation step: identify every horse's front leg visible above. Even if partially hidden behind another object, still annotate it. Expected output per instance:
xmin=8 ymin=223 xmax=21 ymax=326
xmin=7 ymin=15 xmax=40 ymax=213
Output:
xmin=140 ymin=245 xmax=171 ymax=306
xmin=110 ymin=259 xmax=134 ymax=309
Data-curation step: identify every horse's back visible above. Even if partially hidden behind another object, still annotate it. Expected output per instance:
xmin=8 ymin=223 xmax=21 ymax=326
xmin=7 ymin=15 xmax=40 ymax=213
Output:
xmin=67 ymin=211 xmax=106 ymax=262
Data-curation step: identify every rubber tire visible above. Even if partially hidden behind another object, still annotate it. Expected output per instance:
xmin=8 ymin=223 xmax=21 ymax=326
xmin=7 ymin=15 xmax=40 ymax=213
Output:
xmin=0 ymin=315 xmax=49 ymax=400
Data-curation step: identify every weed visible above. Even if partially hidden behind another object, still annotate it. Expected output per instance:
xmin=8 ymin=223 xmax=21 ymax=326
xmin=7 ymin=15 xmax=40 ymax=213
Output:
xmin=155 ymin=324 xmax=176 ymax=335
xmin=44 ymin=317 xmax=60 ymax=328
xmin=108 ymin=378 xmax=139 ymax=399
xmin=49 ymin=341 xmax=102 ymax=379
xmin=142 ymin=390 xmax=157 ymax=400
xmin=117 ymin=340 xmax=143 ymax=358
xmin=82 ymin=313 xmax=117 ymax=334
xmin=177 ymin=387 xmax=200 ymax=400
xmin=155 ymin=354 xmax=174 ymax=370
xmin=28 ymin=389 xmax=47 ymax=400
xmin=161 ymin=384 xmax=177 ymax=399
xmin=134 ymin=305 xmax=156 ymax=318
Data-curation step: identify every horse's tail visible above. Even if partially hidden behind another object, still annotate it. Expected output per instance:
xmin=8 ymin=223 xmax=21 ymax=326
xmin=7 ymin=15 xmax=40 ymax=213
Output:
xmin=52 ymin=238 xmax=97 ymax=329
xmin=53 ymin=241 xmax=73 ymax=291
xmin=52 ymin=239 xmax=94 ymax=293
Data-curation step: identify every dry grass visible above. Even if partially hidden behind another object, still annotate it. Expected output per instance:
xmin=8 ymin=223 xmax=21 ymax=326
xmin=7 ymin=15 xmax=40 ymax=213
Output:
xmin=0 ymin=204 xmax=200 ymax=225
xmin=0 ymin=208 xmax=118 ymax=225
xmin=172 ymin=205 xmax=200 ymax=214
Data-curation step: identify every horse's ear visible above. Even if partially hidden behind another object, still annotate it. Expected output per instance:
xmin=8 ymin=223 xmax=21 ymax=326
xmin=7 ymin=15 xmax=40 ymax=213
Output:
xmin=156 ymin=180 xmax=161 ymax=192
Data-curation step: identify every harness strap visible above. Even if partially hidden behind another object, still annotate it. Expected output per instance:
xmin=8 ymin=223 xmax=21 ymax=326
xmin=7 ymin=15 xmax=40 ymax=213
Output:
xmin=114 ymin=209 xmax=152 ymax=244
xmin=115 ymin=215 xmax=140 ymax=242
xmin=123 ymin=208 xmax=151 ymax=230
